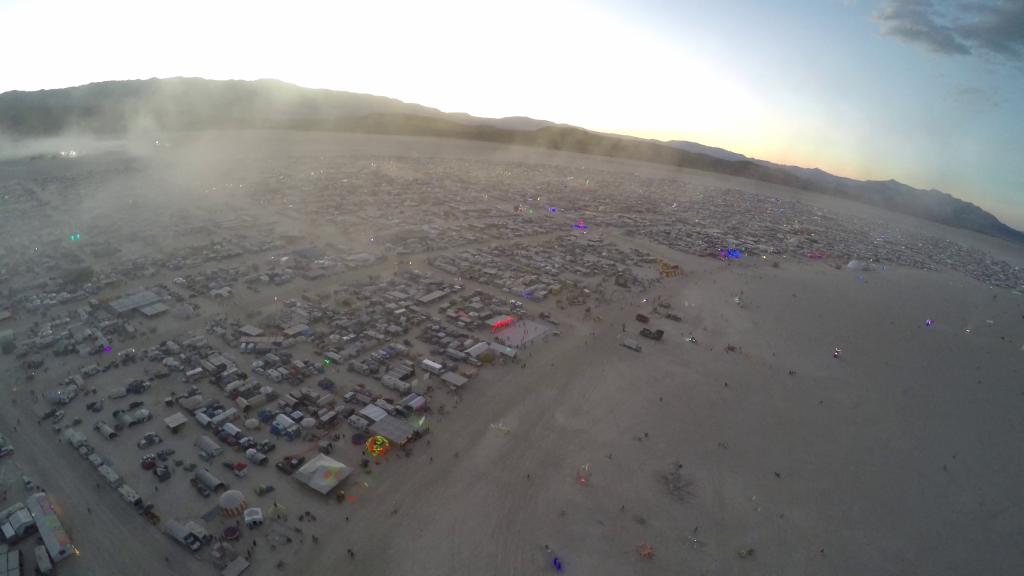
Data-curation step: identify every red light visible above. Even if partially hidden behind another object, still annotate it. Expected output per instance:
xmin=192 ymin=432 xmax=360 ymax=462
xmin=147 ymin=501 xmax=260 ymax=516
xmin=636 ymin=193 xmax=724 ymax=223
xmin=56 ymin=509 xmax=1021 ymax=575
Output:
xmin=491 ymin=316 xmax=515 ymax=332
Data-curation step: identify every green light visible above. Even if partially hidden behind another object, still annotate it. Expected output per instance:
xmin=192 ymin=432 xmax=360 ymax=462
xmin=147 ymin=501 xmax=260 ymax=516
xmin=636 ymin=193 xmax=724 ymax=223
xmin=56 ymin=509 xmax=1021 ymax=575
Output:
xmin=323 ymin=358 xmax=331 ymax=365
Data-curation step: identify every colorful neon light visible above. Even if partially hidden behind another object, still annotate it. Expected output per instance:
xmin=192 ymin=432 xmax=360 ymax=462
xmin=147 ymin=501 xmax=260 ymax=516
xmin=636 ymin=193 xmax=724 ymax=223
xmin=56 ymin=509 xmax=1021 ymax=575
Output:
xmin=365 ymin=435 xmax=391 ymax=457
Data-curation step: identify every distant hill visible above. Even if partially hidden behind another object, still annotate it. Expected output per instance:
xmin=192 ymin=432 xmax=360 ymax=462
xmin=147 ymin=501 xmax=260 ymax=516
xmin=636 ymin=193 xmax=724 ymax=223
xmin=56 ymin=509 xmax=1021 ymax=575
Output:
xmin=1 ymin=77 xmax=1020 ymax=242
xmin=446 ymin=113 xmax=558 ymax=131
xmin=668 ymin=140 xmax=750 ymax=162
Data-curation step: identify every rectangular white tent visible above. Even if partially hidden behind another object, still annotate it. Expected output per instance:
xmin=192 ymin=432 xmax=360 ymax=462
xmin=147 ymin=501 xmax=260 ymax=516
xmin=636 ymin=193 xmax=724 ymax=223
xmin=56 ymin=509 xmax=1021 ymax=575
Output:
xmin=164 ymin=412 xmax=188 ymax=432
xmin=293 ymin=453 xmax=352 ymax=495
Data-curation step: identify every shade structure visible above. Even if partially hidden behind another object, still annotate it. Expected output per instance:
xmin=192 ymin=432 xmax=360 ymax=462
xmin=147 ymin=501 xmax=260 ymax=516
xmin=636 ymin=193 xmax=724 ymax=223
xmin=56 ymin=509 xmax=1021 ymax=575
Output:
xmin=293 ymin=453 xmax=352 ymax=495
xmin=219 ymin=489 xmax=247 ymax=517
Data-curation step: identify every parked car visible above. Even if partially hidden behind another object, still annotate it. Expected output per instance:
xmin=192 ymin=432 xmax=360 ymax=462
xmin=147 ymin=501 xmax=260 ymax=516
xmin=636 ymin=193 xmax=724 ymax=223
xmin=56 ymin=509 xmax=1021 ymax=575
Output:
xmin=140 ymin=454 xmax=157 ymax=470
xmin=245 ymin=449 xmax=268 ymax=465
xmin=275 ymin=456 xmax=304 ymax=475
xmin=137 ymin=432 xmax=163 ymax=449
xmin=156 ymin=448 xmax=176 ymax=461
xmin=639 ymin=328 xmax=665 ymax=341
xmin=153 ymin=464 xmax=172 ymax=482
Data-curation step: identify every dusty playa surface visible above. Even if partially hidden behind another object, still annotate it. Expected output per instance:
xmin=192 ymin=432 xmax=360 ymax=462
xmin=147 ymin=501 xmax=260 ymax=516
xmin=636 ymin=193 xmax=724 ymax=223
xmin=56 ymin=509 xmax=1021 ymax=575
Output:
xmin=305 ymin=250 xmax=1024 ymax=576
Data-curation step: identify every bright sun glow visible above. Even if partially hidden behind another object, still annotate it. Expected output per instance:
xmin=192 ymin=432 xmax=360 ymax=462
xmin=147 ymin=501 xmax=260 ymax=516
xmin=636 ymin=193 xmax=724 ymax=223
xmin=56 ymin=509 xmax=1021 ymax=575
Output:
xmin=2 ymin=0 xmax=767 ymax=152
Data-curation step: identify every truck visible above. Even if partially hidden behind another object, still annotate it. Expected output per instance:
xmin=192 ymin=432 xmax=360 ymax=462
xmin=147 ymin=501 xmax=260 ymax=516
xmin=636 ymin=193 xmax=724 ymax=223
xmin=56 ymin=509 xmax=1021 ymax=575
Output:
xmin=639 ymin=328 xmax=665 ymax=341
xmin=184 ymin=521 xmax=213 ymax=545
xmin=118 ymin=484 xmax=144 ymax=508
xmin=621 ymin=339 xmax=643 ymax=352
xmin=161 ymin=520 xmax=202 ymax=551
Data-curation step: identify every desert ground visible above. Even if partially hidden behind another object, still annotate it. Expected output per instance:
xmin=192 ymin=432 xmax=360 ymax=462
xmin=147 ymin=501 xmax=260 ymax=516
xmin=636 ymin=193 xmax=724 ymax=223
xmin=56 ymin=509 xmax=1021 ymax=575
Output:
xmin=1 ymin=132 xmax=1022 ymax=576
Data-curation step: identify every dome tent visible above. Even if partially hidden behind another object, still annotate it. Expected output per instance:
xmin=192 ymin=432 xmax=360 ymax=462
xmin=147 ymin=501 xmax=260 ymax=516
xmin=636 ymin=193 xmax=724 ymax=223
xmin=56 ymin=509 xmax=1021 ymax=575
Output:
xmin=218 ymin=489 xmax=247 ymax=517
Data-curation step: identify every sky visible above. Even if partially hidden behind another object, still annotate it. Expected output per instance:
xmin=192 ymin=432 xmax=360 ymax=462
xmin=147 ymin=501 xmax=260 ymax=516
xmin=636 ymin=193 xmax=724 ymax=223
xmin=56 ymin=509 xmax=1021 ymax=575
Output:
xmin=1 ymin=0 xmax=1022 ymax=228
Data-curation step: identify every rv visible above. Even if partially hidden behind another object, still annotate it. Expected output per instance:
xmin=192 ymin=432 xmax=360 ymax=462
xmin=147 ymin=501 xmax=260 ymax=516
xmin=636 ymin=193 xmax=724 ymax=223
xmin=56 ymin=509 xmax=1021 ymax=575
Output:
xmin=420 ymin=358 xmax=445 ymax=376
xmin=97 ymin=465 xmax=123 ymax=488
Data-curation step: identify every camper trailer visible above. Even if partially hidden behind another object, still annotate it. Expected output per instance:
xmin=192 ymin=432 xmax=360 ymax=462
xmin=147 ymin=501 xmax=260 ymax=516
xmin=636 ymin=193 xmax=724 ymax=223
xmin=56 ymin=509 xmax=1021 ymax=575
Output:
xmin=194 ymin=436 xmax=223 ymax=460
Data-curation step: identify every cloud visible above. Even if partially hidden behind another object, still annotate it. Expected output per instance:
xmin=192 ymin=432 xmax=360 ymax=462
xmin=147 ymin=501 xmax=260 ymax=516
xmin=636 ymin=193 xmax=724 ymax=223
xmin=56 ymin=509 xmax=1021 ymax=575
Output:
xmin=875 ymin=0 xmax=1024 ymax=61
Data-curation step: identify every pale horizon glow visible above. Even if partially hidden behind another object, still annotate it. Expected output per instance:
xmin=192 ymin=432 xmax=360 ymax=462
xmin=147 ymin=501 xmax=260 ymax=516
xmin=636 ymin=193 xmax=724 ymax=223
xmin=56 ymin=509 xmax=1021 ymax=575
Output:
xmin=1 ymin=0 xmax=1021 ymax=229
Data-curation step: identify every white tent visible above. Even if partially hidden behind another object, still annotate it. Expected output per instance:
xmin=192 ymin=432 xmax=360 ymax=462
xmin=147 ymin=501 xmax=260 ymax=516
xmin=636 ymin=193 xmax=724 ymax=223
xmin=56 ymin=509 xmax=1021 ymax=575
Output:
xmin=292 ymin=453 xmax=352 ymax=495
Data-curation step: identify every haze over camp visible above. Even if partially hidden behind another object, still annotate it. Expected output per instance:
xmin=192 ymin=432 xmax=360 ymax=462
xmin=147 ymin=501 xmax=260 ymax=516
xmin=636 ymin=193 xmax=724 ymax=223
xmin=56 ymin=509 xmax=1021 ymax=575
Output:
xmin=0 ymin=1 xmax=1022 ymax=576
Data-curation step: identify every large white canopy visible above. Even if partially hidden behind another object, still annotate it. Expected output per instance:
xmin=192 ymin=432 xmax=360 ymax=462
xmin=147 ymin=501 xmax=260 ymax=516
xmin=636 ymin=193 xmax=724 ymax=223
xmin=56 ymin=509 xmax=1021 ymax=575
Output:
xmin=293 ymin=453 xmax=352 ymax=495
